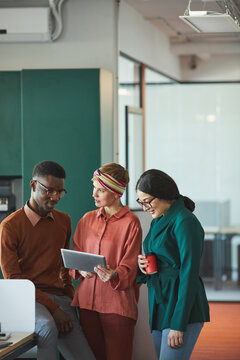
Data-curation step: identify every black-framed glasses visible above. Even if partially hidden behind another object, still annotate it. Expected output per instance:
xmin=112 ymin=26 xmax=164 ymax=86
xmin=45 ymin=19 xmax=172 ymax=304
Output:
xmin=136 ymin=197 xmax=155 ymax=209
xmin=34 ymin=180 xmax=67 ymax=199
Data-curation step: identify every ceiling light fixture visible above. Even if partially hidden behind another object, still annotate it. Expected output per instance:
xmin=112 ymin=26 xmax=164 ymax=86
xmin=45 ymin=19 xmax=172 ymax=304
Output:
xmin=179 ymin=0 xmax=240 ymax=33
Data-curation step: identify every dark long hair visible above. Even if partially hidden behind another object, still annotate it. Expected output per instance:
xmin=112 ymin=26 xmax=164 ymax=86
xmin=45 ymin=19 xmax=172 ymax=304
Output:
xmin=136 ymin=169 xmax=195 ymax=212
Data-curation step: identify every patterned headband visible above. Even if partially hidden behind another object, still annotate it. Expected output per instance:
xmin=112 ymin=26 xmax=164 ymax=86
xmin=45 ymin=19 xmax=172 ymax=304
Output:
xmin=93 ymin=169 xmax=127 ymax=197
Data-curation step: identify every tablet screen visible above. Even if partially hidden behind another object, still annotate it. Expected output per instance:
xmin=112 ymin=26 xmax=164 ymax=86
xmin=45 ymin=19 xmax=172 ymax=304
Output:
xmin=61 ymin=249 xmax=106 ymax=272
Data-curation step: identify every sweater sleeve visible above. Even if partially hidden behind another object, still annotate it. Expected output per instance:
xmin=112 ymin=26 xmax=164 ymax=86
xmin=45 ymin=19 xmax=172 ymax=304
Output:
xmin=136 ymin=271 xmax=147 ymax=284
xmin=110 ymin=218 xmax=142 ymax=291
xmin=170 ymin=217 xmax=204 ymax=331
xmin=59 ymin=214 xmax=75 ymax=299
xmin=0 ymin=221 xmax=61 ymax=314
xmin=69 ymin=218 xmax=85 ymax=281
xmin=0 ymin=222 xmax=26 ymax=280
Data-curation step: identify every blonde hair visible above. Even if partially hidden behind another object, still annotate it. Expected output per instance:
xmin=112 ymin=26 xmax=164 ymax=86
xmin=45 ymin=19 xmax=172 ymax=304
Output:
xmin=92 ymin=163 xmax=129 ymax=184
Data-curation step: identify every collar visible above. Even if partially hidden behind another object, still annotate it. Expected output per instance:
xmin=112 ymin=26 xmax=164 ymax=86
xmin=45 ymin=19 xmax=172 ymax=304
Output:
xmin=152 ymin=197 xmax=185 ymax=232
xmin=24 ymin=201 xmax=54 ymax=227
xmin=96 ymin=206 xmax=130 ymax=219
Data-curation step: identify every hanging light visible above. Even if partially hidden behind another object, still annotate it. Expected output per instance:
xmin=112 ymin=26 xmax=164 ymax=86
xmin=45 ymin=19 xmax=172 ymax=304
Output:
xmin=179 ymin=0 xmax=240 ymax=33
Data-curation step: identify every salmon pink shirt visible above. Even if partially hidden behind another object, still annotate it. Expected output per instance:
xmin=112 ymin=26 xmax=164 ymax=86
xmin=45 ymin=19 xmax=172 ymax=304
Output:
xmin=70 ymin=206 xmax=142 ymax=320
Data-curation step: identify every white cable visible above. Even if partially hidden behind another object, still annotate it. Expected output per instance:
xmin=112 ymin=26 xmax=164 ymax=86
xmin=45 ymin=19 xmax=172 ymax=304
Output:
xmin=49 ymin=0 xmax=58 ymax=39
xmin=58 ymin=0 xmax=65 ymax=19
xmin=54 ymin=0 xmax=65 ymax=39
xmin=184 ymin=0 xmax=192 ymax=16
xmin=49 ymin=0 xmax=66 ymax=41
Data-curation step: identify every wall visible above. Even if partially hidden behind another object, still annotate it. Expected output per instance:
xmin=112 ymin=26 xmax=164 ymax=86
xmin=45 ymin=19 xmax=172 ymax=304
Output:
xmin=180 ymin=54 xmax=240 ymax=82
xmin=0 ymin=0 xmax=118 ymax=161
xmin=0 ymin=72 xmax=21 ymax=175
xmin=119 ymin=1 xmax=181 ymax=80
xmin=21 ymin=69 xmax=111 ymax=230
xmin=0 ymin=68 xmax=112 ymax=232
xmin=145 ymin=82 xmax=240 ymax=225
xmin=119 ymin=3 xmax=240 ymax=83
xmin=0 ymin=0 xmax=117 ymax=71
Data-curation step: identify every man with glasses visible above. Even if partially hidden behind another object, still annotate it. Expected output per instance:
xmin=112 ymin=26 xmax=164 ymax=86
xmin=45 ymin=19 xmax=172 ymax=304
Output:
xmin=0 ymin=161 xmax=95 ymax=360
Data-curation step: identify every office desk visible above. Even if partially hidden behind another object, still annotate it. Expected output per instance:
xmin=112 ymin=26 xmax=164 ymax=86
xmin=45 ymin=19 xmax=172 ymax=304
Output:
xmin=204 ymin=226 xmax=240 ymax=290
xmin=0 ymin=332 xmax=36 ymax=360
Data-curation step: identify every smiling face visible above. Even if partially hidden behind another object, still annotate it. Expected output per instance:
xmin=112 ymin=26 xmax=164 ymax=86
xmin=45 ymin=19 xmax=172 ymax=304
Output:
xmin=30 ymin=175 xmax=65 ymax=216
xmin=136 ymin=189 xmax=172 ymax=219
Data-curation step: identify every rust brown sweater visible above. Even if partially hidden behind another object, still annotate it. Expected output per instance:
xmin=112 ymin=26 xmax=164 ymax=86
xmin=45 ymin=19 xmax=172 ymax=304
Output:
xmin=0 ymin=202 xmax=74 ymax=314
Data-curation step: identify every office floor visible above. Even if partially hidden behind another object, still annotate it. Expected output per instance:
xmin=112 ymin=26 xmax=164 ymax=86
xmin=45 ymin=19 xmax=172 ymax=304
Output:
xmin=191 ymin=302 xmax=240 ymax=360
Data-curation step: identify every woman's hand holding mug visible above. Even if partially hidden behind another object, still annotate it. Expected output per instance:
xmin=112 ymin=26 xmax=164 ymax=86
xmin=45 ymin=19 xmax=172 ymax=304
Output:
xmin=138 ymin=254 xmax=148 ymax=274
xmin=138 ymin=254 xmax=158 ymax=275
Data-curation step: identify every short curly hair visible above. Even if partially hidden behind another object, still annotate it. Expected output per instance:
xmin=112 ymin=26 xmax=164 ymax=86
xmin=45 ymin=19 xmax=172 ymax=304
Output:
xmin=32 ymin=161 xmax=66 ymax=179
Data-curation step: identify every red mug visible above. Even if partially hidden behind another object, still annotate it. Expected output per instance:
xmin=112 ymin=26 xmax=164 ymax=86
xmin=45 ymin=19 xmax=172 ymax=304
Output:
xmin=145 ymin=254 xmax=157 ymax=275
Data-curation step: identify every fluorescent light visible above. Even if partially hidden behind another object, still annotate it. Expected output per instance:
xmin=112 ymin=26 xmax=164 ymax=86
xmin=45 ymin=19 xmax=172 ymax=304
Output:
xmin=207 ymin=114 xmax=216 ymax=122
xmin=118 ymin=88 xmax=132 ymax=96
xmin=179 ymin=11 xmax=240 ymax=33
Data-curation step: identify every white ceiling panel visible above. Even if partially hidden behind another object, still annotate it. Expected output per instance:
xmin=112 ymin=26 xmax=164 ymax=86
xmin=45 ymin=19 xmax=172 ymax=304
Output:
xmin=124 ymin=0 xmax=240 ymax=55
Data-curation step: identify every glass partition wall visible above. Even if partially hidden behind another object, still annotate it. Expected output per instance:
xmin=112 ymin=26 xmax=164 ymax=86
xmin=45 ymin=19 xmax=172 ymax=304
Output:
xmin=145 ymin=68 xmax=240 ymax=300
xmin=118 ymin=56 xmax=141 ymax=166
xmin=119 ymin=54 xmax=240 ymax=300
xmin=118 ymin=55 xmax=141 ymax=207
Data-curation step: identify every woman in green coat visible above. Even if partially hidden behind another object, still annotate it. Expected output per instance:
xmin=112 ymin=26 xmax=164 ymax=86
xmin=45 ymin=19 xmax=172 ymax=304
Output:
xmin=137 ymin=169 xmax=209 ymax=360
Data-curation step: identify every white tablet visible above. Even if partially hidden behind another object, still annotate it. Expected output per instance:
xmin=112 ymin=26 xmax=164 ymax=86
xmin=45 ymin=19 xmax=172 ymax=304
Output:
xmin=61 ymin=249 xmax=106 ymax=273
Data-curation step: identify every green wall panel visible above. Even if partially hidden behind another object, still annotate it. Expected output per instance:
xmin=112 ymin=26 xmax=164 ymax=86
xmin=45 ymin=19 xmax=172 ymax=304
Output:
xmin=21 ymin=69 xmax=101 ymax=232
xmin=0 ymin=71 xmax=21 ymax=175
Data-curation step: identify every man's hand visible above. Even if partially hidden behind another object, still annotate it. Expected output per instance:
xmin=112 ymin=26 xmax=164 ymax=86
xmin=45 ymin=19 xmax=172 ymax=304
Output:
xmin=52 ymin=307 xmax=73 ymax=334
xmin=168 ymin=329 xmax=184 ymax=349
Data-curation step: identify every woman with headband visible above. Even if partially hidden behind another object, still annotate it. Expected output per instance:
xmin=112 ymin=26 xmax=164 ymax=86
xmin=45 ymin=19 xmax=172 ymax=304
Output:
xmin=70 ymin=163 xmax=142 ymax=360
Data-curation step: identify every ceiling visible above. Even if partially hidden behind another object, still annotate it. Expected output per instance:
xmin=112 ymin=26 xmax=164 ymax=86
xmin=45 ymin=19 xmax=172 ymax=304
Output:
xmin=0 ymin=0 xmax=49 ymax=5
xmin=124 ymin=0 xmax=240 ymax=57
xmin=0 ymin=0 xmax=240 ymax=57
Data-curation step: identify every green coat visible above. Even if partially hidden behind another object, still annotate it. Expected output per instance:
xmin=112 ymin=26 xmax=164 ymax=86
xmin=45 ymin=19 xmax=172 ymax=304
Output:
xmin=137 ymin=197 xmax=210 ymax=332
